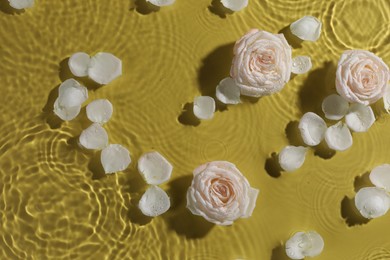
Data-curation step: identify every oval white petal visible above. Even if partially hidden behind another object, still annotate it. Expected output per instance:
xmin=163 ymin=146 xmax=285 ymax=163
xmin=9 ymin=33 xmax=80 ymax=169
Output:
xmin=101 ymin=144 xmax=131 ymax=174
xmin=193 ymin=96 xmax=215 ymax=120
xmin=86 ymin=99 xmax=113 ymax=124
xmin=290 ymin=16 xmax=322 ymax=42
xmin=278 ymin=146 xmax=307 ymax=172
xmin=298 ymin=112 xmax=327 ymax=146
xmin=53 ymin=98 xmax=81 ymax=121
xmin=345 ymin=103 xmax=375 ymax=132
xmin=79 ymin=123 xmax=109 ymax=150
xmin=355 ymin=187 xmax=390 ymax=219
xmin=321 ymin=94 xmax=349 ymax=120
xmin=220 ymin=0 xmax=248 ymax=11
xmin=68 ymin=52 xmax=91 ymax=77
xmin=216 ymin=77 xmax=241 ymax=105
xmin=369 ymin=164 xmax=390 ymax=192
xmin=384 ymin=85 xmax=390 ymax=113
xmin=291 ymin=56 xmax=312 ymax=74
xmin=88 ymin=52 xmax=122 ymax=85
xmin=146 ymin=0 xmax=175 ymax=6
xmin=138 ymin=151 xmax=173 ymax=185
xmin=8 ymin=0 xmax=34 ymax=9
xmin=285 ymin=231 xmax=324 ymax=259
xmin=58 ymin=78 xmax=88 ymax=107
xmin=138 ymin=186 xmax=170 ymax=217
xmin=325 ymin=122 xmax=353 ymax=151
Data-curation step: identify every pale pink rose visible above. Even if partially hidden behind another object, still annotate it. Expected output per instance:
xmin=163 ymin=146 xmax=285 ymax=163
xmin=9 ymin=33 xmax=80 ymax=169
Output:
xmin=186 ymin=161 xmax=259 ymax=225
xmin=336 ymin=50 xmax=389 ymax=105
xmin=230 ymin=29 xmax=292 ymax=97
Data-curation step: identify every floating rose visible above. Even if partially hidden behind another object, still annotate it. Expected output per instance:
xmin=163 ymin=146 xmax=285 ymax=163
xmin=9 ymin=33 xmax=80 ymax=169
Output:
xmin=230 ymin=30 xmax=292 ymax=97
xmin=186 ymin=161 xmax=259 ymax=225
xmin=285 ymin=231 xmax=324 ymax=259
xmin=336 ymin=50 xmax=389 ymax=105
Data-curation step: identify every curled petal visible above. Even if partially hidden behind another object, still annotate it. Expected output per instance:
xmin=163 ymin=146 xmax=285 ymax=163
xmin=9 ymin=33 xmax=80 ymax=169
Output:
xmin=79 ymin=123 xmax=109 ymax=150
xmin=221 ymin=0 xmax=248 ymax=11
xmin=369 ymin=164 xmax=390 ymax=192
xmin=138 ymin=151 xmax=173 ymax=185
xmin=193 ymin=96 xmax=215 ymax=120
xmin=291 ymin=56 xmax=312 ymax=74
xmin=101 ymin=144 xmax=131 ymax=174
xmin=285 ymin=231 xmax=324 ymax=259
xmin=298 ymin=112 xmax=327 ymax=146
xmin=216 ymin=77 xmax=241 ymax=105
xmin=355 ymin=187 xmax=390 ymax=219
xmin=139 ymin=186 xmax=171 ymax=217
xmin=8 ymin=0 xmax=33 ymax=9
xmin=322 ymin=94 xmax=349 ymax=120
xmin=290 ymin=16 xmax=322 ymax=42
xmin=278 ymin=146 xmax=307 ymax=172
xmin=69 ymin=52 xmax=91 ymax=77
xmin=345 ymin=103 xmax=375 ymax=132
xmin=86 ymin=99 xmax=113 ymax=124
xmin=88 ymin=52 xmax=122 ymax=85
xmin=325 ymin=122 xmax=353 ymax=151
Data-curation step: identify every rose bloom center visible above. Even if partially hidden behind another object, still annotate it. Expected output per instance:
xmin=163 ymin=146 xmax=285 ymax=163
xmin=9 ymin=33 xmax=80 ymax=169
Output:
xmin=250 ymin=50 xmax=276 ymax=72
xmin=211 ymin=178 xmax=235 ymax=204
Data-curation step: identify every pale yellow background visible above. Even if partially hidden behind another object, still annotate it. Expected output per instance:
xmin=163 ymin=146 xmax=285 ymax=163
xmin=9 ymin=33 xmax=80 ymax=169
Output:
xmin=0 ymin=0 xmax=389 ymax=259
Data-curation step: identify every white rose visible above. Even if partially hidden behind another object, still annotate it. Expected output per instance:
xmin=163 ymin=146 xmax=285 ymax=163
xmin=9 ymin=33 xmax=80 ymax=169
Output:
xmin=336 ymin=50 xmax=389 ymax=105
xmin=230 ymin=29 xmax=292 ymax=97
xmin=186 ymin=161 xmax=259 ymax=225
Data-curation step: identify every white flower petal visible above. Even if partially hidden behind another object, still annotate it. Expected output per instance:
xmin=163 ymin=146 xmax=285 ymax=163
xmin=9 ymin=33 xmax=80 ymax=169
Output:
xmin=278 ymin=146 xmax=307 ymax=172
xmin=101 ymin=144 xmax=131 ymax=174
xmin=285 ymin=231 xmax=324 ymax=259
xmin=221 ymin=0 xmax=248 ymax=11
xmin=68 ymin=52 xmax=91 ymax=77
xmin=53 ymin=98 xmax=81 ymax=121
xmin=193 ymin=96 xmax=215 ymax=120
xmin=345 ymin=103 xmax=375 ymax=132
xmin=298 ymin=112 xmax=327 ymax=146
xmin=384 ymin=85 xmax=390 ymax=113
xmin=88 ymin=52 xmax=122 ymax=85
xmin=242 ymin=187 xmax=259 ymax=218
xmin=325 ymin=122 xmax=353 ymax=151
xmin=369 ymin=164 xmax=390 ymax=192
xmin=58 ymin=78 xmax=88 ymax=108
xmin=216 ymin=77 xmax=241 ymax=105
xmin=138 ymin=151 xmax=173 ymax=185
xmin=8 ymin=0 xmax=34 ymax=9
xmin=138 ymin=186 xmax=170 ymax=217
xmin=290 ymin=16 xmax=322 ymax=42
xmin=355 ymin=187 xmax=390 ymax=219
xmin=79 ymin=123 xmax=109 ymax=150
xmin=86 ymin=99 xmax=113 ymax=124
xmin=146 ymin=0 xmax=175 ymax=6
xmin=321 ymin=94 xmax=349 ymax=120
xmin=291 ymin=56 xmax=312 ymax=74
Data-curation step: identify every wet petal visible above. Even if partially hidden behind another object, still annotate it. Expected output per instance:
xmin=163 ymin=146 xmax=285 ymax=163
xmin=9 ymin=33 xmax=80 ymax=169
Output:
xmin=345 ymin=103 xmax=375 ymax=132
xmin=298 ymin=112 xmax=327 ymax=146
xmin=68 ymin=52 xmax=91 ymax=77
xmin=290 ymin=16 xmax=322 ymax=42
xmin=291 ymin=56 xmax=312 ymax=74
xmin=58 ymin=78 xmax=88 ymax=108
xmin=88 ymin=52 xmax=122 ymax=85
xmin=86 ymin=99 xmax=113 ymax=124
xmin=285 ymin=231 xmax=324 ymax=259
xmin=278 ymin=146 xmax=307 ymax=172
xmin=325 ymin=122 xmax=353 ymax=151
xmin=146 ymin=0 xmax=175 ymax=6
xmin=384 ymin=85 xmax=390 ymax=113
xmin=193 ymin=96 xmax=215 ymax=120
xmin=139 ymin=186 xmax=170 ymax=217
xmin=79 ymin=123 xmax=109 ymax=150
xmin=53 ymin=98 xmax=81 ymax=121
xmin=242 ymin=188 xmax=259 ymax=218
xmin=101 ymin=144 xmax=131 ymax=174
xmin=355 ymin=187 xmax=390 ymax=219
xmin=369 ymin=164 xmax=390 ymax=192
xmin=8 ymin=0 xmax=33 ymax=9
xmin=221 ymin=0 xmax=248 ymax=11
xmin=138 ymin=151 xmax=173 ymax=185
xmin=322 ymin=94 xmax=349 ymax=120
xmin=216 ymin=77 xmax=241 ymax=105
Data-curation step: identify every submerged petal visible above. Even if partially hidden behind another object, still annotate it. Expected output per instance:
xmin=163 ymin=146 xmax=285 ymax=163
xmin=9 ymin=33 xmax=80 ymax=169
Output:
xmin=322 ymin=94 xmax=349 ymax=120
xmin=8 ymin=0 xmax=34 ymax=9
xmin=79 ymin=123 xmax=109 ymax=150
xmin=221 ymin=0 xmax=248 ymax=11
xmin=290 ymin=16 xmax=322 ymax=42
xmin=345 ymin=103 xmax=375 ymax=132
xmin=138 ymin=151 xmax=173 ymax=185
xmin=86 ymin=99 xmax=113 ymax=124
xmin=325 ymin=122 xmax=353 ymax=151
xmin=139 ymin=186 xmax=171 ymax=217
xmin=69 ymin=52 xmax=91 ymax=77
xmin=369 ymin=164 xmax=390 ymax=192
xmin=291 ymin=56 xmax=312 ymax=74
xmin=101 ymin=144 xmax=131 ymax=174
xmin=193 ymin=96 xmax=215 ymax=120
xmin=88 ymin=52 xmax=122 ymax=85
xmin=278 ymin=146 xmax=307 ymax=172
xmin=146 ymin=0 xmax=175 ymax=6
xmin=355 ymin=187 xmax=390 ymax=219
xmin=216 ymin=77 xmax=241 ymax=105
xmin=298 ymin=112 xmax=327 ymax=146
xmin=285 ymin=231 xmax=324 ymax=259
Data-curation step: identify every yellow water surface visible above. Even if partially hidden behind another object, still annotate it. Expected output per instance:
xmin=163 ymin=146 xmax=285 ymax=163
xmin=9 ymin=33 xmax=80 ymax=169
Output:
xmin=0 ymin=0 xmax=389 ymax=259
